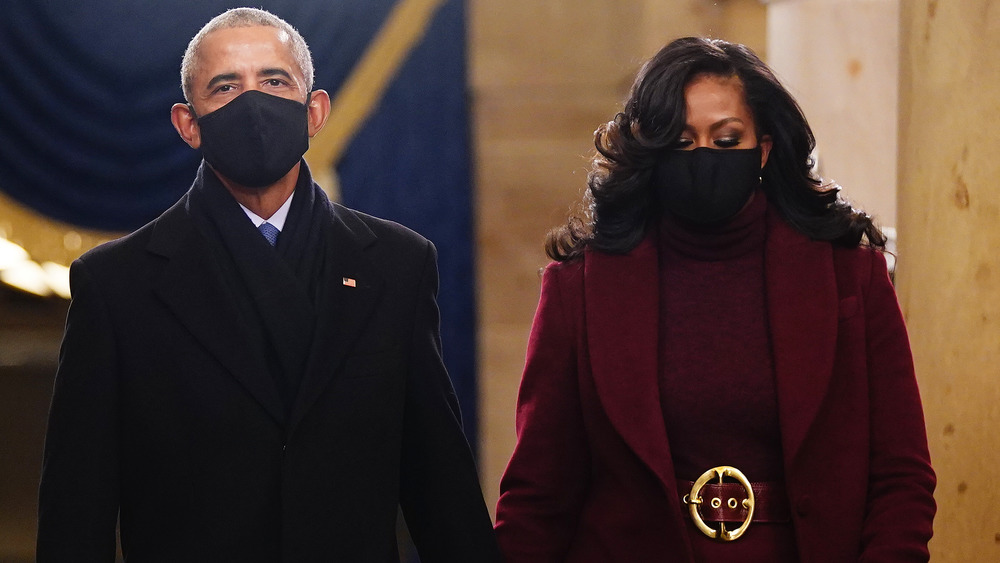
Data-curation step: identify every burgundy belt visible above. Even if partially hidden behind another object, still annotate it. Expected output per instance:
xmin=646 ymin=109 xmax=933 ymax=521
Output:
xmin=678 ymin=478 xmax=791 ymax=523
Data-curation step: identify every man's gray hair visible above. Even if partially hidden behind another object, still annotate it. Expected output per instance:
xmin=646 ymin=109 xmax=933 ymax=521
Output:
xmin=180 ymin=7 xmax=314 ymax=102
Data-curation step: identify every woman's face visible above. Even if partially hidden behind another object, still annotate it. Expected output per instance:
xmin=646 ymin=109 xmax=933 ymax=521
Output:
xmin=675 ymin=73 xmax=771 ymax=168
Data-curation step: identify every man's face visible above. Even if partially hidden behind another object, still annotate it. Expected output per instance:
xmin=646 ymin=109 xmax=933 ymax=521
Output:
xmin=188 ymin=25 xmax=308 ymax=118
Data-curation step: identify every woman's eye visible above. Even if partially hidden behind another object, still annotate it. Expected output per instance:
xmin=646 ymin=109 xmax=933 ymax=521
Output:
xmin=715 ymin=137 xmax=740 ymax=148
xmin=670 ymin=139 xmax=693 ymax=150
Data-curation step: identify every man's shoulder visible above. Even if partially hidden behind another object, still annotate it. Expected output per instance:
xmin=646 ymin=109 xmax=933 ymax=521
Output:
xmin=78 ymin=221 xmax=152 ymax=265
xmin=331 ymin=202 xmax=430 ymax=250
xmin=76 ymin=197 xmax=188 ymax=270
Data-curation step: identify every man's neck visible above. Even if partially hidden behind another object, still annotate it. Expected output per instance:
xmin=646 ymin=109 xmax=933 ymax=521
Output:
xmin=214 ymin=162 xmax=300 ymax=220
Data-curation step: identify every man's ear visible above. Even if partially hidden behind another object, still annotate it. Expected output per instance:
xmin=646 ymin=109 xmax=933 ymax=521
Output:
xmin=306 ymin=89 xmax=332 ymax=137
xmin=759 ymin=134 xmax=773 ymax=169
xmin=171 ymin=103 xmax=201 ymax=149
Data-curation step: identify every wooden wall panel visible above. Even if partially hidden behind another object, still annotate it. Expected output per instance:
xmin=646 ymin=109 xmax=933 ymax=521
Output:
xmin=897 ymin=0 xmax=1000 ymax=559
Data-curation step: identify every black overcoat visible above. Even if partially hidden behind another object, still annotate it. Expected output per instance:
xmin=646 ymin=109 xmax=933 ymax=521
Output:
xmin=37 ymin=173 xmax=499 ymax=562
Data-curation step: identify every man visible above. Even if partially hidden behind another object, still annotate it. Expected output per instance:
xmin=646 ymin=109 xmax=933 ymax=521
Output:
xmin=37 ymin=8 xmax=499 ymax=562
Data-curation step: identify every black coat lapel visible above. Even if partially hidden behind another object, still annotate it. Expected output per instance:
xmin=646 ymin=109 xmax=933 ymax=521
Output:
xmin=287 ymin=203 xmax=382 ymax=433
xmin=148 ymin=199 xmax=287 ymax=426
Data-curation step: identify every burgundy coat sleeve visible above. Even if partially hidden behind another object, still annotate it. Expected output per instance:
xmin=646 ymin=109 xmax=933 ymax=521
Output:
xmin=857 ymin=249 xmax=936 ymax=561
xmin=495 ymin=261 xmax=590 ymax=562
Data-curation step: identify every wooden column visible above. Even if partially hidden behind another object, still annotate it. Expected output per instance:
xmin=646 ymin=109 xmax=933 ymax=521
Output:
xmin=897 ymin=1 xmax=1000 ymax=559
xmin=766 ymin=0 xmax=901 ymax=230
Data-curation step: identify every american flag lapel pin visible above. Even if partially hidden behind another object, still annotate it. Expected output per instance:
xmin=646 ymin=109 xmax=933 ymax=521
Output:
xmin=342 ymin=277 xmax=357 ymax=288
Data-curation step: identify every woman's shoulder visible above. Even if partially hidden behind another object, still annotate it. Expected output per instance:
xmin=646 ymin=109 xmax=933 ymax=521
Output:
xmin=832 ymin=243 xmax=891 ymax=289
xmin=540 ymin=256 xmax=586 ymax=291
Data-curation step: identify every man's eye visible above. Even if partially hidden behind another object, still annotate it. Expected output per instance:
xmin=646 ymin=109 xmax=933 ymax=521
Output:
xmin=265 ymin=79 xmax=285 ymax=87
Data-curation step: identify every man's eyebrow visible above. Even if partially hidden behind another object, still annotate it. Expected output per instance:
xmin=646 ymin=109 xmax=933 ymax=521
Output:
xmin=259 ymin=68 xmax=293 ymax=81
xmin=206 ymin=72 xmax=239 ymax=91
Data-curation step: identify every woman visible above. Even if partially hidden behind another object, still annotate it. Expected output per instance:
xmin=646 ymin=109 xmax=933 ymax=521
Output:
xmin=494 ymin=37 xmax=935 ymax=562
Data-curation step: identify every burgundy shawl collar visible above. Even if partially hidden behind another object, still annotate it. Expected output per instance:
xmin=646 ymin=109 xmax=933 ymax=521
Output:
xmin=582 ymin=208 xmax=838 ymax=495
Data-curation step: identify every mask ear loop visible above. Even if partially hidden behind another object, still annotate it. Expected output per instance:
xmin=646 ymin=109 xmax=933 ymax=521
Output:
xmin=756 ymin=142 xmax=767 ymax=185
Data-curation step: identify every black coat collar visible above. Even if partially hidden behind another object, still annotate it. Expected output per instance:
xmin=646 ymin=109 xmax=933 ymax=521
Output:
xmin=144 ymin=168 xmax=383 ymax=433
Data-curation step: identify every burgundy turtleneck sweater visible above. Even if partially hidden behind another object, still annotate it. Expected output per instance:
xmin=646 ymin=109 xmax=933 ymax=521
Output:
xmin=658 ymin=191 xmax=798 ymax=561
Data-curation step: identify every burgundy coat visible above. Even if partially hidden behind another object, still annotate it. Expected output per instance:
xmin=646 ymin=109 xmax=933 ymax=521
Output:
xmin=495 ymin=211 xmax=935 ymax=562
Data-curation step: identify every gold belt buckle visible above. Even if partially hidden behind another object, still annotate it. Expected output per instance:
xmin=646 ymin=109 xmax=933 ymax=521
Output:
xmin=683 ymin=466 xmax=755 ymax=541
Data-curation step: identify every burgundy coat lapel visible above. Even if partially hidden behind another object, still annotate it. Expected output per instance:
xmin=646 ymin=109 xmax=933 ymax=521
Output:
xmin=584 ymin=212 xmax=840 ymax=479
xmin=765 ymin=210 xmax=838 ymax=465
xmin=584 ymin=234 xmax=677 ymax=490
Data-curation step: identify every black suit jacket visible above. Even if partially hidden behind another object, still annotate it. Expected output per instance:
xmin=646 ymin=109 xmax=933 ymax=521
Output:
xmin=37 ymin=181 xmax=500 ymax=562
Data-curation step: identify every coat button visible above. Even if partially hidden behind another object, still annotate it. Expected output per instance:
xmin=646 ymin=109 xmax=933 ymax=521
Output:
xmin=796 ymin=496 xmax=811 ymax=517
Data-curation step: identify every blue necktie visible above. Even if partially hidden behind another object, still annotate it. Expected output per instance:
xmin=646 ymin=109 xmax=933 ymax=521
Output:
xmin=258 ymin=222 xmax=279 ymax=246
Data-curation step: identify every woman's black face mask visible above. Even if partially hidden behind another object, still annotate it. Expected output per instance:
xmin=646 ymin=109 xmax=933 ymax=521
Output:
xmin=652 ymin=146 xmax=762 ymax=225
xmin=195 ymin=90 xmax=309 ymax=188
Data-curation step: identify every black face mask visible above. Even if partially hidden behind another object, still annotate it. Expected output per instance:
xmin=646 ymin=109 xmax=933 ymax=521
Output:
xmin=652 ymin=146 xmax=762 ymax=225
xmin=196 ymin=90 xmax=309 ymax=188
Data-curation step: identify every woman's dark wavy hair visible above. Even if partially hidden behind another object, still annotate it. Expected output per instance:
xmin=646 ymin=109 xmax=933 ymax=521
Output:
xmin=546 ymin=37 xmax=886 ymax=261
